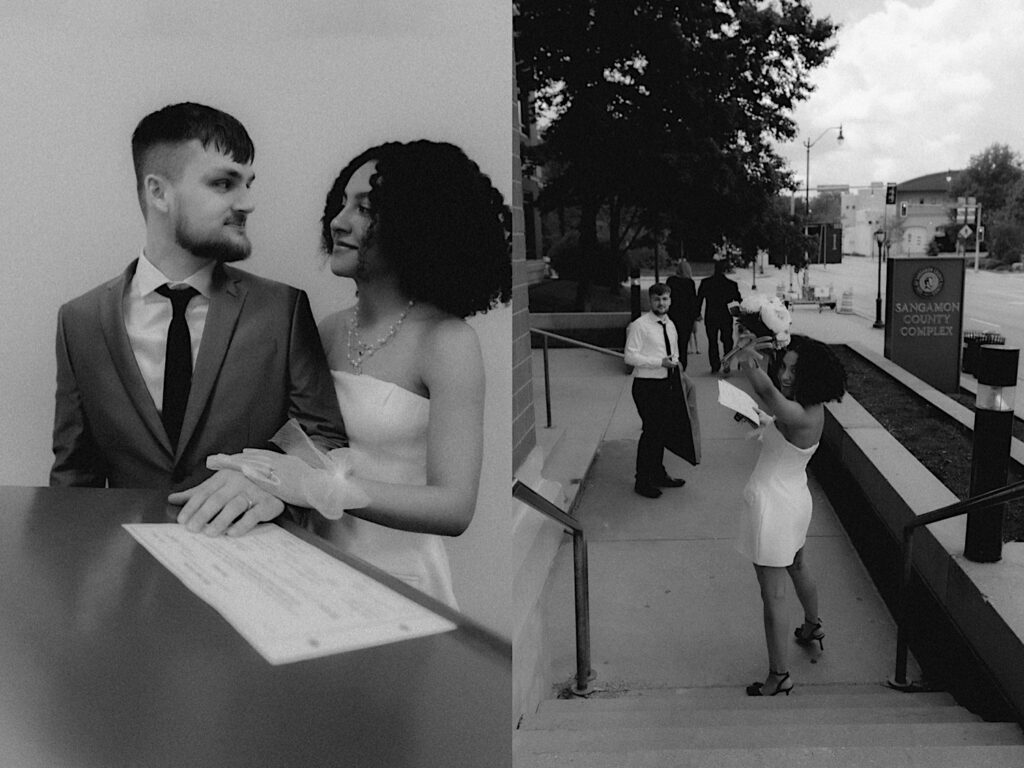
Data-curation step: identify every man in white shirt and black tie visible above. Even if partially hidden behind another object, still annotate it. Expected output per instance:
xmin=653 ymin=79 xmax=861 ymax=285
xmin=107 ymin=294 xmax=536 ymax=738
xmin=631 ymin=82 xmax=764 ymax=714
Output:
xmin=624 ymin=282 xmax=687 ymax=499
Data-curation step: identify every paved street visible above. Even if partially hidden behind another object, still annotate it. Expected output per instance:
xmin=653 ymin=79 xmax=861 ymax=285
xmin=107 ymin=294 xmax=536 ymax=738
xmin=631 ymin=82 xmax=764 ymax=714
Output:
xmin=791 ymin=256 xmax=1024 ymax=351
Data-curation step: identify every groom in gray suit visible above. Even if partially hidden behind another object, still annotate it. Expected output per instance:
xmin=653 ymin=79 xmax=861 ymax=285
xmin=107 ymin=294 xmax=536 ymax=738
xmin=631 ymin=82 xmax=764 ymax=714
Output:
xmin=50 ymin=102 xmax=345 ymax=532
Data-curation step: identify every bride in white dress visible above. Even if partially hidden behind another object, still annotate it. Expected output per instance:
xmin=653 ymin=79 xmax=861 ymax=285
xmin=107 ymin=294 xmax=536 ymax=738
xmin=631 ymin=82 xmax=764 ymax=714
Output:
xmin=731 ymin=334 xmax=846 ymax=697
xmin=196 ymin=141 xmax=510 ymax=608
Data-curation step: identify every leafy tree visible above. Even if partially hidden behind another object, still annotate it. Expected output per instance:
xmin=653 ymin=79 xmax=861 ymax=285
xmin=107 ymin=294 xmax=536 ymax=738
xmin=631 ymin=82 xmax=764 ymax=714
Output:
xmin=986 ymin=216 xmax=1024 ymax=264
xmin=747 ymin=194 xmax=806 ymax=269
xmin=984 ymin=175 xmax=1024 ymax=264
xmin=808 ymin=190 xmax=841 ymax=223
xmin=952 ymin=143 xmax=1024 ymax=214
xmin=950 ymin=143 xmax=1024 ymax=264
xmin=516 ymin=0 xmax=837 ymax=308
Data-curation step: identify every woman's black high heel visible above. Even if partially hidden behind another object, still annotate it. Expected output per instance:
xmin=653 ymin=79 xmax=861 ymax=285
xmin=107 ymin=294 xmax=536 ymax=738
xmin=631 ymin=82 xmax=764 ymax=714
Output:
xmin=794 ymin=618 xmax=825 ymax=651
xmin=746 ymin=671 xmax=793 ymax=697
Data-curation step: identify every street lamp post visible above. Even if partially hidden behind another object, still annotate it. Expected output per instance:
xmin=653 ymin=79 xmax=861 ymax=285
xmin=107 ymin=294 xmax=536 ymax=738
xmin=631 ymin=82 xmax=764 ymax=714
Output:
xmin=803 ymin=124 xmax=844 ymax=267
xmin=873 ymin=229 xmax=886 ymax=328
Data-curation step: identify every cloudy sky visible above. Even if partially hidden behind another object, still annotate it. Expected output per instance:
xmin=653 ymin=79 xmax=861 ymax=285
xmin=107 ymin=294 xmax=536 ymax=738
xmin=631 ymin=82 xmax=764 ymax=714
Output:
xmin=774 ymin=0 xmax=1024 ymax=192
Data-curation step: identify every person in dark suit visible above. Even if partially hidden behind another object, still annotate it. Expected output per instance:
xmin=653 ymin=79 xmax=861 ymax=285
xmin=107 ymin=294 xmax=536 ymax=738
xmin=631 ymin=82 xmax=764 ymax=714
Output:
xmin=50 ymin=102 xmax=346 ymax=533
xmin=696 ymin=258 xmax=742 ymax=373
xmin=665 ymin=259 xmax=700 ymax=371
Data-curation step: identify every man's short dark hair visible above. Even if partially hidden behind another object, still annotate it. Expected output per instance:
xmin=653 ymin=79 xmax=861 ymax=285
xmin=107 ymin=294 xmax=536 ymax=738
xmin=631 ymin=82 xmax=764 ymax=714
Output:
xmin=649 ymin=282 xmax=671 ymax=297
xmin=131 ymin=102 xmax=254 ymax=213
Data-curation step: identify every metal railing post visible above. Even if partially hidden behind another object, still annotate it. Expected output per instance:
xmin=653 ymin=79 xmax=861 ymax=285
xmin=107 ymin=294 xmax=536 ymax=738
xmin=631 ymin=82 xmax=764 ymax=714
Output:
xmin=529 ymin=327 xmax=626 ymax=430
xmin=891 ymin=526 xmax=915 ymax=689
xmin=572 ymin=529 xmax=592 ymax=695
xmin=512 ymin=480 xmax=594 ymax=696
xmin=542 ymin=334 xmax=552 ymax=429
xmin=888 ymin=480 xmax=1024 ymax=691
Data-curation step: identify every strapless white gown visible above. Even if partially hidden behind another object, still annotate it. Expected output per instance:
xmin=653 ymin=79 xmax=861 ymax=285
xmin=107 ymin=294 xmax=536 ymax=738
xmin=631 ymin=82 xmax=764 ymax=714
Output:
xmin=736 ymin=422 xmax=818 ymax=567
xmin=319 ymin=371 xmax=458 ymax=608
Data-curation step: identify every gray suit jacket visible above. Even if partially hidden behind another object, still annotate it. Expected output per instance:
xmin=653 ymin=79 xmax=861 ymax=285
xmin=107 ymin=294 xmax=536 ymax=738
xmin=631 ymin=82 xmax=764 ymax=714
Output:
xmin=50 ymin=260 xmax=346 ymax=490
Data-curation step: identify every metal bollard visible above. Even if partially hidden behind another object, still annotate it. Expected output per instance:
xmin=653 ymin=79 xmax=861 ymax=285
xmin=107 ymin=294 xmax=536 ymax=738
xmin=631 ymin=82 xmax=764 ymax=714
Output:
xmin=965 ymin=345 xmax=1019 ymax=562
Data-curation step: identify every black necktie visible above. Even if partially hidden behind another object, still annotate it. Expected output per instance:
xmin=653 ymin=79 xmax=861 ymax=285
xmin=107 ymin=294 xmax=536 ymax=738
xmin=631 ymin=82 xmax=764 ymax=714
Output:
xmin=661 ymin=320 xmax=677 ymax=388
xmin=155 ymin=284 xmax=199 ymax=449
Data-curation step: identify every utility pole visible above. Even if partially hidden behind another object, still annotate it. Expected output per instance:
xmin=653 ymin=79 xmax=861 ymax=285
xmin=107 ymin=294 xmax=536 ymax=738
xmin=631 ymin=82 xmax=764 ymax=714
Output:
xmin=975 ymin=203 xmax=983 ymax=272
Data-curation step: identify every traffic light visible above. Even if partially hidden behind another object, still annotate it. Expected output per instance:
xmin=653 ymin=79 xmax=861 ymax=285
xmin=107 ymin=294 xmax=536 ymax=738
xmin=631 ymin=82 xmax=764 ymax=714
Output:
xmin=885 ymin=183 xmax=897 ymax=205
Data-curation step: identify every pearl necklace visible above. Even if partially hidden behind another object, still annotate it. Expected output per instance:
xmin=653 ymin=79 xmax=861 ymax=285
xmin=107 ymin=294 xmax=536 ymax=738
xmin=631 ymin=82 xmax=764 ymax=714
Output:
xmin=346 ymin=300 xmax=415 ymax=374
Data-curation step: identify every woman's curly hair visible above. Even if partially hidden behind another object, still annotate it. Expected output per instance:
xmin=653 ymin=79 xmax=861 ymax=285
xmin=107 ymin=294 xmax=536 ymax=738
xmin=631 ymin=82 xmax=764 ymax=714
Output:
xmin=777 ymin=334 xmax=847 ymax=406
xmin=320 ymin=140 xmax=512 ymax=319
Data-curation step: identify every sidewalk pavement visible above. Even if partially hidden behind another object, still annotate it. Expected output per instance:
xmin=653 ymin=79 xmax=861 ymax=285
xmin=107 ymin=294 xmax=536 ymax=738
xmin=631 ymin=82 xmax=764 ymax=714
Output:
xmin=533 ymin=298 xmax=925 ymax=697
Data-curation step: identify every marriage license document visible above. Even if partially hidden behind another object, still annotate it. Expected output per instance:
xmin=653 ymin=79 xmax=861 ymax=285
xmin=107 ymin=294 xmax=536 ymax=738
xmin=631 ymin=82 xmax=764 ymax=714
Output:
xmin=123 ymin=523 xmax=455 ymax=665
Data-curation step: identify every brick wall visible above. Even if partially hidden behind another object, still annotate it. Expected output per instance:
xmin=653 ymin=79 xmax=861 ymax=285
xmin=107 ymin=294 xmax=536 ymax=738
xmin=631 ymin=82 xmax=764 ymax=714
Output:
xmin=511 ymin=74 xmax=537 ymax=472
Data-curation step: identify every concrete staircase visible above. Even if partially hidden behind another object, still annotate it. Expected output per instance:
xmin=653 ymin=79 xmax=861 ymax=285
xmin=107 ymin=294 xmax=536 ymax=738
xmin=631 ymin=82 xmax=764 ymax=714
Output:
xmin=515 ymin=684 xmax=1024 ymax=767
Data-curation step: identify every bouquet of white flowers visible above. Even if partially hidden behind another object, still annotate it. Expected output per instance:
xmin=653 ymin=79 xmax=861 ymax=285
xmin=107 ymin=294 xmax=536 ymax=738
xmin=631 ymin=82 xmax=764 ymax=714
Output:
xmin=728 ymin=294 xmax=792 ymax=349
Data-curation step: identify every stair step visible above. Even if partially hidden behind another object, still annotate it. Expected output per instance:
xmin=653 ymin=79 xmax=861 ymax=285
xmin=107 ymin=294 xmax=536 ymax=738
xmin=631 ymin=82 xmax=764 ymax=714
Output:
xmin=515 ymin=722 xmax=1024 ymax=754
xmin=514 ymin=744 xmax=1024 ymax=768
xmin=536 ymin=686 xmax=959 ymax=714
xmin=522 ymin=705 xmax=979 ymax=730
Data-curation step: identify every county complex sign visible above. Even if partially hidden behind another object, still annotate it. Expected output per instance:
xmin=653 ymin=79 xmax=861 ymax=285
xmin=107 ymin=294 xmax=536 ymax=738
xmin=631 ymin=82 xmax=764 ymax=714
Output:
xmin=884 ymin=256 xmax=965 ymax=392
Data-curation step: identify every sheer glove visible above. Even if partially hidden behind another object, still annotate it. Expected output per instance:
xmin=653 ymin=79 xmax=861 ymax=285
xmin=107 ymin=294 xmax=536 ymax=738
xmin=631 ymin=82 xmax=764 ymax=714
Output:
xmin=207 ymin=449 xmax=369 ymax=519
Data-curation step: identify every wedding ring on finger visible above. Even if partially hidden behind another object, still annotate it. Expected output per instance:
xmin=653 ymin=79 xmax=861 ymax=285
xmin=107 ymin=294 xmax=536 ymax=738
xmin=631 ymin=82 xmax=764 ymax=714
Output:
xmin=241 ymin=494 xmax=255 ymax=511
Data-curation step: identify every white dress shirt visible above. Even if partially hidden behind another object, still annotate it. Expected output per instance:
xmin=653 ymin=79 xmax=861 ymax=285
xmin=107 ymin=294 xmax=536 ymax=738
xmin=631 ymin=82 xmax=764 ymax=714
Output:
xmin=624 ymin=311 xmax=678 ymax=379
xmin=124 ymin=253 xmax=214 ymax=412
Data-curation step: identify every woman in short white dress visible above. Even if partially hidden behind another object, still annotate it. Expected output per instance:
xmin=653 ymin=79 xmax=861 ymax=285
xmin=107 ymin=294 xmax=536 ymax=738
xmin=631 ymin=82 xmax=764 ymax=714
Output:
xmin=732 ymin=334 xmax=846 ymax=696
xmin=198 ymin=141 xmax=510 ymax=608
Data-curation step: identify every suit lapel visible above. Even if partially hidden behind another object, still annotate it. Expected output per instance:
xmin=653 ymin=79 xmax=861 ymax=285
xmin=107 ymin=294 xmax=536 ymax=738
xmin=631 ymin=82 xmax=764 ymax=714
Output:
xmin=99 ymin=261 xmax=172 ymax=453
xmin=176 ymin=265 xmax=246 ymax=457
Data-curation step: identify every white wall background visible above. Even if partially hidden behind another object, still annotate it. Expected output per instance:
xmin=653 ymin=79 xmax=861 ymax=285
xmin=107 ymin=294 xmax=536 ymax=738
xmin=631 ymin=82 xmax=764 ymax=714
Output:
xmin=0 ymin=0 xmax=513 ymax=636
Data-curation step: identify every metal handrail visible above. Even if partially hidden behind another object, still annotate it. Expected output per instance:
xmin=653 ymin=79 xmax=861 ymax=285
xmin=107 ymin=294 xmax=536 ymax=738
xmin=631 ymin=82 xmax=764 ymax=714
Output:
xmin=530 ymin=328 xmax=624 ymax=429
xmin=890 ymin=479 xmax=1024 ymax=689
xmin=512 ymin=480 xmax=593 ymax=696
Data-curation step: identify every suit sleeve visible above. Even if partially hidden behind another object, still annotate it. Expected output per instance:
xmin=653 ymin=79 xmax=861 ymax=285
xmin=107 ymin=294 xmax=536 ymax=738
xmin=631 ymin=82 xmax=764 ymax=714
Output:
xmin=683 ymin=280 xmax=699 ymax=322
xmin=50 ymin=306 xmax=107 ymax=487
xmin=286 ymin=291 xmax=348 ymax=451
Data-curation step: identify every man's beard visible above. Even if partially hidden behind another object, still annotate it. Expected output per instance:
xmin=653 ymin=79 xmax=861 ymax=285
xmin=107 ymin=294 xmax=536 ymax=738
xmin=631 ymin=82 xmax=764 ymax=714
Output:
xmin=175 ymin=219 xmax=251 ymax=263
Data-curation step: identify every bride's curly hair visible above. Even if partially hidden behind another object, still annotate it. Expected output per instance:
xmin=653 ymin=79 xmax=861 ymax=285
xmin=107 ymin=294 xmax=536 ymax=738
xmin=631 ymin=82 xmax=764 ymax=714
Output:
xmin=777 ymin=334 xmax=847 ymax=406
xmin=320 ymin=140 xmax=511 ymax=319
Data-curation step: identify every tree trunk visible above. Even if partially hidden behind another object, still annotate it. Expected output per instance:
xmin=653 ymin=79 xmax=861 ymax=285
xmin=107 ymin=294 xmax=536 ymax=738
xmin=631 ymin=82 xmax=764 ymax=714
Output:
xmin=608 ymin=198 xmax=622 ymax=255
xmin=575 ymin=199 xmax=599 ymax=312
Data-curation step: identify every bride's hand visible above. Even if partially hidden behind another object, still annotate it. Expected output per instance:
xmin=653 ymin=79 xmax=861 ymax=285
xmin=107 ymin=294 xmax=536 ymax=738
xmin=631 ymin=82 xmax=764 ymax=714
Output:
xmin=208 ymin=449 xmax=369 ymax=518
xmin=729 ymin=333 xmax=772 ymax=367
xmin=208 ymin=451 xmax=315 ymax=506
